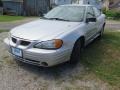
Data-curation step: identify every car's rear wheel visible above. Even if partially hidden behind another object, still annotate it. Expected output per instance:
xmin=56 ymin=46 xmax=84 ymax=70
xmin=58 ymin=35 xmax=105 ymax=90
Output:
xmin=70 ymin=38 xmax=84 ymax=64
xmin=98 ymin=24 xmax=105 ymax=39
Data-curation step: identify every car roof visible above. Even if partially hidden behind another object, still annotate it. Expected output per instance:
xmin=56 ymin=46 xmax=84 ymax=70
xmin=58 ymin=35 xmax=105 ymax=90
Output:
xmin=60 ymin=4 xmax=93 ymax=7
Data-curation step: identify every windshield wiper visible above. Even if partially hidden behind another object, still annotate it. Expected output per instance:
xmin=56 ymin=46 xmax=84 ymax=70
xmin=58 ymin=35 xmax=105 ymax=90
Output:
xmin=47 ymin=18 xmax=70 ymax=21
xmin=41 ymin=17 xmax=70 ymax=21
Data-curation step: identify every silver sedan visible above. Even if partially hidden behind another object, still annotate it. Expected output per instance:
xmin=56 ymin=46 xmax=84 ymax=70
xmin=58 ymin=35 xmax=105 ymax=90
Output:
xmin=4 ymin=5 xmax=105 ymax=67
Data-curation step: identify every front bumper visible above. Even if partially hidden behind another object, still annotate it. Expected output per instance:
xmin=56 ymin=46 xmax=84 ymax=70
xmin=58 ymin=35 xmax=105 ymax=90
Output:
xmin=4 ymin=38 xmax=70 ymax=67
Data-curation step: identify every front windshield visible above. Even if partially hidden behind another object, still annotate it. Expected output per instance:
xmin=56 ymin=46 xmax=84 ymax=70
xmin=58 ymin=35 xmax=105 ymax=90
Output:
xmin=44 ymin=6 xmax=85 ymax=22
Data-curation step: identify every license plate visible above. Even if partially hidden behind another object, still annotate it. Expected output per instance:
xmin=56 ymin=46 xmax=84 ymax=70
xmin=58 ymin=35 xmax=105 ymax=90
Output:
xmin=11 ymin=47 xmax=22 ymax=57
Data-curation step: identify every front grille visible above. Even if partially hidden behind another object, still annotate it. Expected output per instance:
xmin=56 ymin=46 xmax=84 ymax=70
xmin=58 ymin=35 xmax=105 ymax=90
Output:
xmin=20 ymin=41 xmax=31 ymax=46
xmin=11 ymin=37 xmax=31 ymax=46
xmin=15 ymin=56 xmax=41 ymax=66
xmin=25 ymin=58 xmax=40 ymax=63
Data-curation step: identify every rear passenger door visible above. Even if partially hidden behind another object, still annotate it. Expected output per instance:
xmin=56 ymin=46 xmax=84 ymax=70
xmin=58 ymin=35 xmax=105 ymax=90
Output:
xmin=93 ymin=7 xmax=103 ymax=33
xmin=85 ymin=6 xmax=97 ymax=41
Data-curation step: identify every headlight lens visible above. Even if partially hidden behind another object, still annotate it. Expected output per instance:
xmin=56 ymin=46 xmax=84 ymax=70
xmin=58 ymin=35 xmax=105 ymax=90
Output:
xmin=34 ymin=39 xmax=63 ymax=49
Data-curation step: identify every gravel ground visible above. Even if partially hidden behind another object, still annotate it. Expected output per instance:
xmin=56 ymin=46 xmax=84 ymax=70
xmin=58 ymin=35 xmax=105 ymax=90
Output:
xmin=0 ymin=32 xmax=112 ymax=90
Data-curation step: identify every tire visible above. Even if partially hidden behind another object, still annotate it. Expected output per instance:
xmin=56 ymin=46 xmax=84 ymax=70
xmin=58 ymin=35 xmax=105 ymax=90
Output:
xmin=70 ymin=38 xmax=83 ymax=64
xmin=98 ymin=25 xmax=105 ymax=39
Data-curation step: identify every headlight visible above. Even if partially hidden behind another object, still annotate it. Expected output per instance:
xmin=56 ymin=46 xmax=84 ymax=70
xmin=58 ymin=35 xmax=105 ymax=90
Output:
xmin=34 ymin=39 xmax=63 ymax=49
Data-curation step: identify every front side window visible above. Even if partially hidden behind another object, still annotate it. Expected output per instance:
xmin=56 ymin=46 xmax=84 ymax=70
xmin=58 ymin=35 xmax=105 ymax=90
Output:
xmin=44 ymin=6 xmax=86 ymax=22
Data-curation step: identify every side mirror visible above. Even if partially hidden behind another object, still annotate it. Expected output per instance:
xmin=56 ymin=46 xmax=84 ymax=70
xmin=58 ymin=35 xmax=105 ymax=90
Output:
xmin=86 ymin=18 xmax=96 ymax=23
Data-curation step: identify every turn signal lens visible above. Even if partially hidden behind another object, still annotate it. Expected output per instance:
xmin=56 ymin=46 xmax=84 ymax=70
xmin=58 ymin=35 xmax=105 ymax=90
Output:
xmin=54 ymin=39 xmax=63 ymax=48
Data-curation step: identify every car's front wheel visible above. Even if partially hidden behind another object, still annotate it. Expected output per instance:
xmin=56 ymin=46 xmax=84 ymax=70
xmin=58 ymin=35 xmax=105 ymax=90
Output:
xmin=70 ymin=38 xmax=84 ymax=64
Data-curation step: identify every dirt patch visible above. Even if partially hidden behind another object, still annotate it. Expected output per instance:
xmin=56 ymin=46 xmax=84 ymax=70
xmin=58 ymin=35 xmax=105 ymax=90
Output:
xmin=0 ymin=32 xmax=113 ymax=90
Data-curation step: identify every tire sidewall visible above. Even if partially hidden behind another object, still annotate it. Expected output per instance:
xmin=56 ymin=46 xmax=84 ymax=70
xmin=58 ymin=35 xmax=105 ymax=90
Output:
xmin=98 ymin=26 xmax=105 ymax=39
xmin=70 ymin=39 xmax=82 ymax=63
xmin=100 ymin=26 xmax=104 ymax=36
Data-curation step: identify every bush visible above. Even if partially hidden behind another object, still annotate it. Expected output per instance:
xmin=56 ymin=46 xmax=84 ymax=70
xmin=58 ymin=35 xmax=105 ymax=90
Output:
xmin=102 ymin=9 xmax=120 ymax=20
xmin=114 ymin=12 xmax=120 ymax=19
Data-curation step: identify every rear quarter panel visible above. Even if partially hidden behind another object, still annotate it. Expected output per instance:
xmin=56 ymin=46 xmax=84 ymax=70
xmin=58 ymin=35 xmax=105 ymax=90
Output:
xmin=97 ymin=14 xmax=106 ymax=32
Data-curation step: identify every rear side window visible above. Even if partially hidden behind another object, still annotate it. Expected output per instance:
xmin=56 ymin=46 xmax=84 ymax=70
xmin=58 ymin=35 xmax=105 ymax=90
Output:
xmin=93 ymin=7 xmax=101 ymax=17
xmin=86 ymin=7 xmax=95 ymax=18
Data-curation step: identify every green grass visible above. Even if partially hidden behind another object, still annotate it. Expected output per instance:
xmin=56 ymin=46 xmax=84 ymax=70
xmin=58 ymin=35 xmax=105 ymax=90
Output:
xmin=0 ymin=30 xmax=9 ymax=33
xmin=0 ymin=15 xmax=26 ymax=22
xmin=81 ymin=31 xmax=120 ymax=88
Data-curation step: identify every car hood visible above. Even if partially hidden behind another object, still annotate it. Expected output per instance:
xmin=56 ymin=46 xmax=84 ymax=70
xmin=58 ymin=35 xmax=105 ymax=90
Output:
xmin=11 ymin=19 xmax=80 ymax=41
